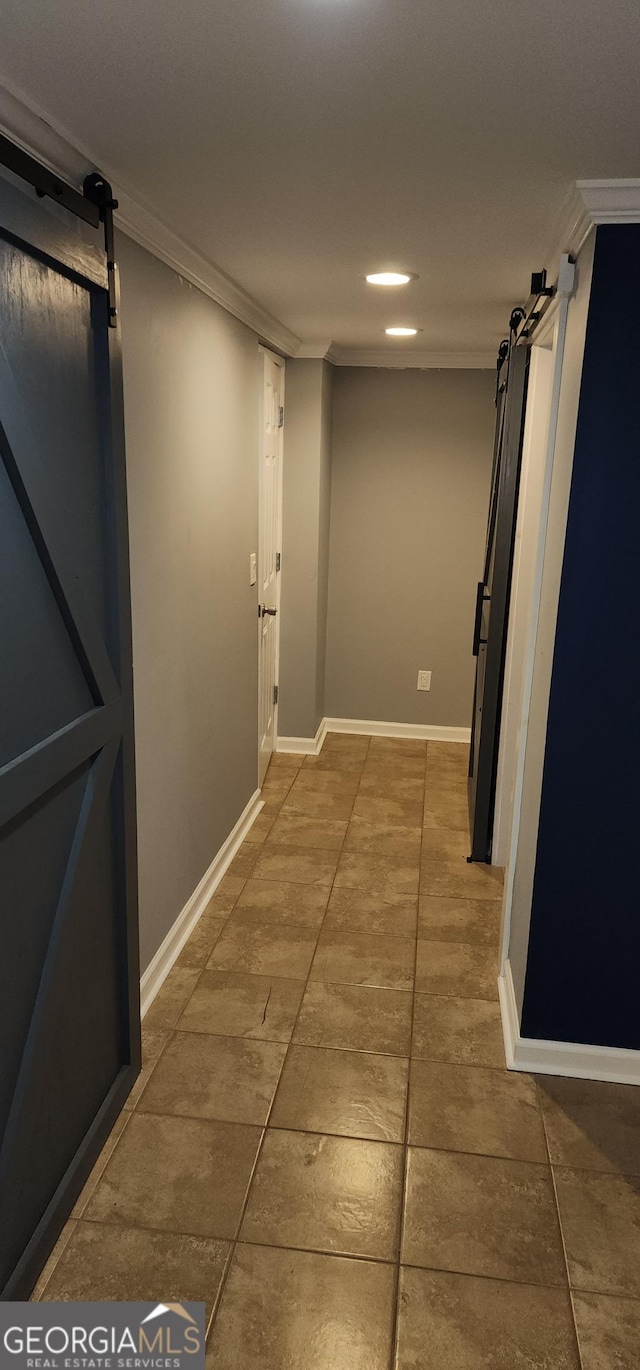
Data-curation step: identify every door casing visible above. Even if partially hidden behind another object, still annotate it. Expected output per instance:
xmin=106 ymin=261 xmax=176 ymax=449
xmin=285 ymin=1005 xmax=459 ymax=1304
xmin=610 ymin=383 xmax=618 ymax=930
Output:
xmin=257 ymin=347 xmax=284 ymax=785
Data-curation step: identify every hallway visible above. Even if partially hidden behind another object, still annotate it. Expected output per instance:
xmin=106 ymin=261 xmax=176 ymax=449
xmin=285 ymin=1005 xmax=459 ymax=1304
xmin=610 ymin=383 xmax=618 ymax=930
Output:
xmin=32 ymin=736 xmax=640 ymax=1367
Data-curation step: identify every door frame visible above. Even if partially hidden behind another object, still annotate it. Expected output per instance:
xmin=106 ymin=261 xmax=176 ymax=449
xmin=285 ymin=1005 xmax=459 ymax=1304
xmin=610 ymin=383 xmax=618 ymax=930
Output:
xmin=0 ymin=140 xmax=139 ymax=1299
xmin=257 ymin=345 xmax=285 ymax=784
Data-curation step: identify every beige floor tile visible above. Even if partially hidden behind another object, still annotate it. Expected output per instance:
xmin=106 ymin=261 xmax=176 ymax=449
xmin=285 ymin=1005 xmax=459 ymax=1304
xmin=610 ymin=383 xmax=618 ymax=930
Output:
xmin=175 ymin=915 xmax=227 ymax=969
xmin=72 ymin=1112 xmax=131 ymax=1217
xmin=416 ymin=940 xmax=499 ymax=1000
xmin=85 ymin=1112 xmax=261 ymax=1239
xmin=324 ymin=887 xmax=417 ymax=938
xmin=178 ymin=970 xmax=303 ymax=1042
xmin=207 ymin=921 xmax=318 ymax=979
xmin=572 ymin=1290 xmax=640 ymax=1369
xmin=369 ymin=737 xmax=427 ymax=757
xmin=290 ymin=768 xmax=360 ymax=796
xmin=303 ymin=751 xmax=365 ymax=774
xmin=421 ymin=829 xmax=471 ymax=861
xmin=270 ymin=1046 xmax=408 ymax=1141
xmin=427 ymin=741 xmax=470 ymax=766
xmin=335 ymin=851 xmax=420 ymax=899
xmin=201 ymin=875 xmax=246 ymax=917
xmin=311 ymin=929 xmax=415 ymax=990
xmin=421 ymin=859 xmax=503 ymax=900
xmin=267 ymin=812 xmax=348 ymax=851
xmin=293 ymin=981 xmax=412 ymax=1056
xmin=260 ymin=792 xmax=286 ymax=814
xmin=418 ymin=895 xmax=501 ymax=947
xmin=260 ymin=774 xmax=295 ymax=798
xmin=230 ymin=878 xmax=329 ymax=929
xmin=240 ymin=1128 xmax=403 ymax=1260
xmin=125 ymin=1028 xmax=170 ymax=1108
xmin=344 ymin=819 xmax=422 ymax=860
xmin=553 ymin=1167 xmax=640 ymax=1297
xmin=282 ymin=785 xmax=356 ymax=821
xmin=143 ymin=966 xmax=201 ymax=1031
xmin=538 ymin=1075 xmax=640 ymax=1175
xmin=253 ymin=843 xmax=339 ymax=887
xmin=408 ymin=1060 xmax=547 ymax=1161
xmin=395 ymin=1267 xmax=580 ymax=1370
xmin=352 ymin=794 xmax=424 ymax=829
xmin=268 ymin=752 xmax=304 ymax=771
xmin=363 ymin=757 xmax=426 ymax=780
xmin=226 ymin=845 xmax=261 ymax=879
xmin=412 ymin=994 xmax=506 ymax=1067
xmin=243 ymin=810 xmax=277 ymax=844
xmin=43 ymin=1221 xmax=230 ymax=1314
xmin=359 ymin=774 xmax=425 ymax=803
xmin=323 ymin=732 xmax=370 ymax=755
xmin=139 ymin=1031 xmax=286 ymax=1125
xmin=422 ymin=801 xmax=470 ymax=832
xmin=402 ymin=1148 xmax=566 ymax=1285
xmin=209 ymin=1242 xmax=395 ymax=1370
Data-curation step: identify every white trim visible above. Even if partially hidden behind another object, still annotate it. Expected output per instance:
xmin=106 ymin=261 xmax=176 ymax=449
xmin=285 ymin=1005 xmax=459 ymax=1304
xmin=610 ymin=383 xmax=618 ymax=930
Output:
xmin=295 ymin=341 xmax=335 ymax=360
xmin=323 ymin=717 xmax=471 ymax=743
xmin=140 ymin=789 xmax=263 ymax=1017
xmin=546 ymin=178 xmax=640 ymax=290
xmin=0 ymin=80 xmax=300 ymax=357
xmin=330 ymin=348 xmax=494 ymax=370
xmin=499 ymin=961 xmax=640 ymax=1086
xmin=576 ymin=177 xmax=640 ymax=224
xmin=277 ymin=719 xmax=327 ymax=755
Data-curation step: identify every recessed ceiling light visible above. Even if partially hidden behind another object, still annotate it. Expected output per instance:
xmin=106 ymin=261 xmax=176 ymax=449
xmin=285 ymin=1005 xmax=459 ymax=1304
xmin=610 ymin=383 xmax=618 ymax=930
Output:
xmin=366 ymin=271 xmax=414 ymax=286
xmin=385 ymin=326 xmax=420 ymax=337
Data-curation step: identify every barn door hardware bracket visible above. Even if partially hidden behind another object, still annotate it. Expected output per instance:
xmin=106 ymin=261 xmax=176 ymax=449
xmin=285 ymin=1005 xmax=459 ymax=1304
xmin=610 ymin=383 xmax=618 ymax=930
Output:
xmin=84 ymin=172 xmax=120 ymax=327
xmin=514 ymin=268 xmax=556 ymax=343
xmin=0 ymin=130 xmax=101 ymax=228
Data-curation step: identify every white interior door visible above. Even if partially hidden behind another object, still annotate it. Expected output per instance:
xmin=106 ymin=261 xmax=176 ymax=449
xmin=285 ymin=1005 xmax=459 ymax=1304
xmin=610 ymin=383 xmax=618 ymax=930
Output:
xmin=258 ymin=348 xmax=284 ymax=784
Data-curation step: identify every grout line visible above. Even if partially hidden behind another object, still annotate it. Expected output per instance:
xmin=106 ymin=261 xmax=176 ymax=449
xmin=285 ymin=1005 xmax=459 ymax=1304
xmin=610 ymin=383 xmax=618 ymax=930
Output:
xmin=537 ymin=1078 xmax=586 ymax=1367
xmin=388 ymin=746 xmax=426 ymax=1370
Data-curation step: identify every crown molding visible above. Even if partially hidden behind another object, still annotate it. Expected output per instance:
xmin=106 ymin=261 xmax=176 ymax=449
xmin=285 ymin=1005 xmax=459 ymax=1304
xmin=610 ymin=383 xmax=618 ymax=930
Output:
xmin=546 ymin=177 xmax=640 ymax=286
xmin=294 ymin=340 xmax=334 ymax=359
xmin=577 ymin=177 xmax=640 ymax=224
xmin=330 ymin=347 xmax=495 ymax=369
xmin=0 ymin=79 xmax=300 ymax=357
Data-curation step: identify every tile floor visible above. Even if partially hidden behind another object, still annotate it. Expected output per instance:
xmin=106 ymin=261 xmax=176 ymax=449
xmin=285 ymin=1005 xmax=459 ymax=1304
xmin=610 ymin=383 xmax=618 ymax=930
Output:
xmin=32 ymin=735 xmax=640 ymax=1368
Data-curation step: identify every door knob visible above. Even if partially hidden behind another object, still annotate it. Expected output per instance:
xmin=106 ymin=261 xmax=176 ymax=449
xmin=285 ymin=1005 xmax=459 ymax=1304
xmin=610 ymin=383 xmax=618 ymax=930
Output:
xmin=260 ymin=605 xmax=277 ymax=617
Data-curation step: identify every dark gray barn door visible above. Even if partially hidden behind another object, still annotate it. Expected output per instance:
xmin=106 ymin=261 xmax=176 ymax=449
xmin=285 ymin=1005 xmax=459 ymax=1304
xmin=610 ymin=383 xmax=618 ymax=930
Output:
xmin=0 ymin=144 xmax=139 ymax=1298
xmin=468 ymin=335 xmax=530 ymax=862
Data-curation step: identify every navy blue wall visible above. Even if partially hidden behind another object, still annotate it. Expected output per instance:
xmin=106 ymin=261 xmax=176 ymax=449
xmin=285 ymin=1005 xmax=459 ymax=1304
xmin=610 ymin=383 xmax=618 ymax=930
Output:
xmin=521 ymin=225 xmax=640 ymax=1049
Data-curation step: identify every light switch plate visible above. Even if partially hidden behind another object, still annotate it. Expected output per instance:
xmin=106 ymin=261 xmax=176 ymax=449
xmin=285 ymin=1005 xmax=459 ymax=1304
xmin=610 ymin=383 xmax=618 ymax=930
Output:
xmin=249 ymin=552 xmax=257 ymax=586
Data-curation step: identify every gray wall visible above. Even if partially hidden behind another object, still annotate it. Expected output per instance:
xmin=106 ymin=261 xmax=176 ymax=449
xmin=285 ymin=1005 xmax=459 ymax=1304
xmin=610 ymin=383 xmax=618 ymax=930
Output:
xmin=118 ymin=233 xmax=260 ymax=971
xmin=325 ymin=368 xmax=494 ymax=727
xmin=279 ymin=359 xmax=334 ymax=738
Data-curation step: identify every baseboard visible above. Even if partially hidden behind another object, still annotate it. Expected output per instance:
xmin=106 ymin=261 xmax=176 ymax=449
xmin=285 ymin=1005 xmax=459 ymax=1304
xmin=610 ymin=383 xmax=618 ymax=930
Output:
xmin=323 ymin=717 xmax=471 ymax=743
xmin=276 ymin=719 xmax=327 ymax=755
xmin=140 ymin=788 xmax=263 ymax=1018
xmin=499 ymin=960 xmax=640 ymax=1085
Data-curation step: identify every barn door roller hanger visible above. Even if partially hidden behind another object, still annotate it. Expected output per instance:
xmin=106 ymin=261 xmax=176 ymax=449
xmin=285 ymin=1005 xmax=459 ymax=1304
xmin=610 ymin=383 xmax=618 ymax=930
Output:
xmin=0 ymin=130 xmax=119 ymax=326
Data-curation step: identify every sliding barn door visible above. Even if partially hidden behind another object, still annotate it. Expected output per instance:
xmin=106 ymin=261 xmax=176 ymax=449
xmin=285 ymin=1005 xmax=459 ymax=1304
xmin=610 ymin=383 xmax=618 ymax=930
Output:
xmin=468 ymin=337 xmax=530 ymax=862
xmin=0 ymin=147 xmax=139 ymax=1298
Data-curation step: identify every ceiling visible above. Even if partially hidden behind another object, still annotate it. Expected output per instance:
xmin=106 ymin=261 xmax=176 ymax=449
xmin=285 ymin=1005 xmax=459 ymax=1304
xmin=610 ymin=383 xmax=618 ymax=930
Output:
xmin=1 ymin=0 xmax=639 ymax=361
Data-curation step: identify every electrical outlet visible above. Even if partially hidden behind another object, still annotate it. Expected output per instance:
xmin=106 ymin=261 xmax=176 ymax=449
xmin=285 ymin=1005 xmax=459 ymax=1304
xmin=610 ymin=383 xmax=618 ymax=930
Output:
xmin=417 ymin=670 xmax=432 ymax=691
